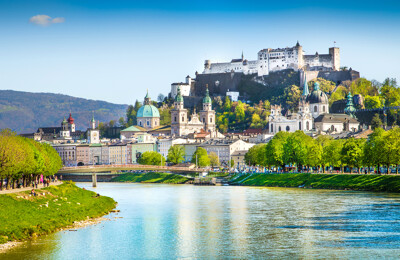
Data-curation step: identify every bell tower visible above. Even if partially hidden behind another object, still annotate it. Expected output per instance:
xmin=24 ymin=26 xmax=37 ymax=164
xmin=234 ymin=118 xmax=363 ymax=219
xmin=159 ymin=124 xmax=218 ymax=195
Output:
xmin=170 ymin=87 xmax=187 ymax=136
xmin=199 ymin=86 xmax=216 ymax=136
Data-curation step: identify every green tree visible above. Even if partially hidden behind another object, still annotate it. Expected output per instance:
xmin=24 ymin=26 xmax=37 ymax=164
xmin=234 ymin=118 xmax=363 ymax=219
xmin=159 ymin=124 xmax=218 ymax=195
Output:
xmin=341 ymin=138 xmax=365 ymax=173
xmin=371 ymin=114 xmax=383 ymax=129
xmin=365 ymin=95 xmax=383 ymax=109
xmin=363 ymin=127 xmax=385 ymax=173
xmin=208 ymin=152 xmax=220 ymax=167
xmin=138 ymin=151 xmax=165 ymax=166
xmin=309 ymin=78 xmax=336 ymax=93
xmin=284 ymin=85 xmax=301 ymax=111
xmin=191 ymin=147 xmax=210 ymax=167
xmin=223 ymin=96 xmax=232 ymax=112
xmin=283 ymin=131 xmax=310 ymax=171
xmin=265 ymin=131 xmax=290 ymax=169
xmin=167 ymin=145 xmax=185 ymax=165
xmin=245 ymin=144 xmax=266 ymax=166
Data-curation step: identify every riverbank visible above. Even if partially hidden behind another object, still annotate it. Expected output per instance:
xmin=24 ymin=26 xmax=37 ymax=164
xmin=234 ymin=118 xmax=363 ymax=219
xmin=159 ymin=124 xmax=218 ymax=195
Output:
xmin=0 ymin=181 xmax=116 ymax=247
xmin=230 ymin=173 xmax=400 ymax=192
xmin=110 ymin=172 xmax=190 ymax=184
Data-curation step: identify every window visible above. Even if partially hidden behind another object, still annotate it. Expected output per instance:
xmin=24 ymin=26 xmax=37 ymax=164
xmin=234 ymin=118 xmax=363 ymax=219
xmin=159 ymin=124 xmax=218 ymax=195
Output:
xmin=139 ymin=121 xmax=142 ymax=126
xmin=306 ymin=121 xmax=310 ymax=130
xmin=271 ymin=124 xmax=273 ymax=132
xmin=286 ymin=126 xmax=290 ymax=132
xmin=182 ymin=116 xmax=184 ymax=122
xmin=299 ymin=122 xmax=301 ymax=130
xmin=314 ymin=106 xmax=317 ymax=112
xmin=278 ymin=126 xmax=281 ymax=132
xmin=210 ymin=117 xmax=212 ymax=123
xmin=147 ymin=121 xmax=150 ymax=126
xmin=323 ymin=106 xmax=326 ymax=112
xmin=203 ymin=118 xmax=205 ymax=123
xmin=174 ymin=116 xmax=177 ymax=122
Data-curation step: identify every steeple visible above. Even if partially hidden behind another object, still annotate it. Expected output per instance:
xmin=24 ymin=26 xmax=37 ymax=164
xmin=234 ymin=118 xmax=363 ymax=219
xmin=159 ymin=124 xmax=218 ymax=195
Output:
xmin=144 ymin=89 xmax=151 ymax=105
xmin=91 ymin=112 xmax=96 ymax=129
xmin=344 ymin=92 xmax=356 ymax=117
xmin=302 ymin=72 xmax=309 ymax=96
xmin=241 ymin=51 xmax=244 ymax=61
xmin=203 ymin=86 xmax=211 ymax=104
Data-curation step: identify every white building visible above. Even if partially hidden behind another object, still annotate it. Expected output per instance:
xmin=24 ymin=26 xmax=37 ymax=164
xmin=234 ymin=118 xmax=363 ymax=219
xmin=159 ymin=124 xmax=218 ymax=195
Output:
xmin=157 ymin=138 xmax=196 ymax=158
xmin=170 ymin=76 xmax=192 ymax=99
xmin=226 ymin=90 xmax=239 ymax=102
xmin=203 ymin=42 xmax=340 ymax=76
xmin=52 ymin=144 xmax=77 ymax=167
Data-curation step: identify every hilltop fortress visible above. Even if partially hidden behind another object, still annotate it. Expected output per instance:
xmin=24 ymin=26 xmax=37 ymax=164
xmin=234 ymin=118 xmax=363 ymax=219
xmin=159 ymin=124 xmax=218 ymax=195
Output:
xmin=170 ymin=42 xmax=360 ymax=107
xmin=203 ymin=41 xmax=340 ymax=76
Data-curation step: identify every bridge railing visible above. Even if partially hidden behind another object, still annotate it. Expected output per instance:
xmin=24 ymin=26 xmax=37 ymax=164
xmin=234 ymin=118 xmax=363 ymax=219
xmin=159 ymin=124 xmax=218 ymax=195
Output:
xmin=60 ymin=164 xmax=205 ymax=172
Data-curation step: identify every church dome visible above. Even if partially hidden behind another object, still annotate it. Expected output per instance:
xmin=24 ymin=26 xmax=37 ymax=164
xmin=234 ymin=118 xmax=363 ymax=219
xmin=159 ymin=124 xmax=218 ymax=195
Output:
xmin=137 ymin=104 xmax=160 ymax=118
xmin=306 ymin=82 xmax=328 ymax=104
xmin=203 ymin=87 xmax=211 ymax=104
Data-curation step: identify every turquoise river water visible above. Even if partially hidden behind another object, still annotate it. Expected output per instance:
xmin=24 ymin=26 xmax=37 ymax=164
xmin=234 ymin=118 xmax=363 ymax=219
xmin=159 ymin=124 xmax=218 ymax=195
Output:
xmin=2 ymin=183 xmax=400 ymax=259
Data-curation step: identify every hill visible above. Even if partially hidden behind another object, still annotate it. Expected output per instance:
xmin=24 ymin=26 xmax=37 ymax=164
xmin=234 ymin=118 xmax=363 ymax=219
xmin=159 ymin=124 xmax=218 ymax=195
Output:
xmin=0 ymin=90 xmax=128 ymax=134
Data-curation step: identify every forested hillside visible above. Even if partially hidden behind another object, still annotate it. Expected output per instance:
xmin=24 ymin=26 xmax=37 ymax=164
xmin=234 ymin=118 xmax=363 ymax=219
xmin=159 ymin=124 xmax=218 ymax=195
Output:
xmin=0 ymin=90 xmax=128 ymax=133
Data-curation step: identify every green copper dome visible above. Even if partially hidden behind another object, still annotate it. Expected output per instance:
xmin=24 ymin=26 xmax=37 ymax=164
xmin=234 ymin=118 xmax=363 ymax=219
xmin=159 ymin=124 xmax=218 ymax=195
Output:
xmin=62 ymin=117 xmax=68 ymax=124
xmin=203 ymin=87 xmax=211 ymax=104
xmin=175 ymin=87 xmax=183 ymax=103
xmin=137 ymin=104 xmax=160 ymax=118
xmin=306 ymin=82 xmax=328 ymax=104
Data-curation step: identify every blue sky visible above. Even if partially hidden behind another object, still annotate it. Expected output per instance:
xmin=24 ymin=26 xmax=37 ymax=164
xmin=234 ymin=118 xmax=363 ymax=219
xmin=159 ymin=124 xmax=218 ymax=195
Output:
xmin=0 ymin=0 xmax=399 ymax=104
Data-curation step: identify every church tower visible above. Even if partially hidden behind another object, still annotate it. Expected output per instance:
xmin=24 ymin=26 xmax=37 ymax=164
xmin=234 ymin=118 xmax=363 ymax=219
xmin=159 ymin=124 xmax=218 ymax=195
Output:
xmin=199 ymin=86 xmax=216 ymax=135
xmin=60 ymin=116 xmax=71 ymax=139
xmin=67 ymin=113 xmax=76 ymax=132
xmin=87 ymin=113 xmax=100 ymax=144
xmin=170 ymin=87 xmax=188 ymax=136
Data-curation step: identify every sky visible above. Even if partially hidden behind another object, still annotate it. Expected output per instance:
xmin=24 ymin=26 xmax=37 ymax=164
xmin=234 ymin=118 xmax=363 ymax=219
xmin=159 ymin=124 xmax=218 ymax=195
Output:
xmin=0 ymin=0 xmax=400 ymax=105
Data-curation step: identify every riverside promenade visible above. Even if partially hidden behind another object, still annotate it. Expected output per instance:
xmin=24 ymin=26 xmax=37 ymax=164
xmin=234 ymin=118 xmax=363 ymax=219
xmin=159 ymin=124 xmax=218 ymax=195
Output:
xmin=0 ymin=181 xmax=62 ymax=195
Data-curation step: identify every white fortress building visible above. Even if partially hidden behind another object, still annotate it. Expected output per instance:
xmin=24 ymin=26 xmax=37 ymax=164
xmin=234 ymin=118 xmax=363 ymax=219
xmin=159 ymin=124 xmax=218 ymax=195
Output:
xmin=203 ymin=42 xmax=340 ymax=76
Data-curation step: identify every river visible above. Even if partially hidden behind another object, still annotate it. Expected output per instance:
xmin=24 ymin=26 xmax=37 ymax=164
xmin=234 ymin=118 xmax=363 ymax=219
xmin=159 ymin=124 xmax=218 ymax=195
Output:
xmin=2 ymin=183 xmax=400 ymax=259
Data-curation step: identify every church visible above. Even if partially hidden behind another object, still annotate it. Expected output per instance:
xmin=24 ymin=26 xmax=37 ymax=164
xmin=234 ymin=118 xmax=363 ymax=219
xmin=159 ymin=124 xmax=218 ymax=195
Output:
xmin=269 ymin=75 xmax=360 ymax=134
xmin=171 ymin=87 xmax=218 ymax=137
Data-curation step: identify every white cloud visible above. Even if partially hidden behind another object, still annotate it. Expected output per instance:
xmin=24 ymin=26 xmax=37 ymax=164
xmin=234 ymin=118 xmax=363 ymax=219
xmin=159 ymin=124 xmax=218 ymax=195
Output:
xmin=29 ymin=15 xmax=65 ymax=26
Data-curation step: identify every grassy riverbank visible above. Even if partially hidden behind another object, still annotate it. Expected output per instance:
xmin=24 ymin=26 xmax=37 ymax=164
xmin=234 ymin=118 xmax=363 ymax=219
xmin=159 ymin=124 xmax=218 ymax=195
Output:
xmin=231 ymin=173 xmax=400 ymax=192
xmin=0 ymin=181 xmax=116 ymax=245
xmin=111 ymin=172 xmax=190 ymax=184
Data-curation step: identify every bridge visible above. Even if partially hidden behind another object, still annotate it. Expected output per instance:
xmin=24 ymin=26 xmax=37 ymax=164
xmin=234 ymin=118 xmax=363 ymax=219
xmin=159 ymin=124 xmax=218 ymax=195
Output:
xmin=58 ymin=164 xmax=205 ymax=174
xmin=57 ymin=164 xmax=205 ymax=187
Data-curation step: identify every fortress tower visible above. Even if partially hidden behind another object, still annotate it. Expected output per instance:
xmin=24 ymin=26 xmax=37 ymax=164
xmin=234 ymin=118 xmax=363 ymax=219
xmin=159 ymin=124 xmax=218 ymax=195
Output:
xmin=329 ymin=47 xmax=340 ymax=71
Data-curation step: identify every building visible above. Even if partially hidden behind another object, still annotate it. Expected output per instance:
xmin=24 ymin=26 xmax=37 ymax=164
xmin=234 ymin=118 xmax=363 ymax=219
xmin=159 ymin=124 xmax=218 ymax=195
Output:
xmin=231 ymin=150 xmax=247 ymax=168
xmin=120 ymin=125 xmax=147 ymax=140
xmin=203 ymin=42 xmax=340 ymax=77
xmin=200 ymin=139 xmax=255 ymax=166
xmin=136 ymin=92 xmax=160 ymax=129
xmin=269 ymin=80 xmax=360 ymax=135
xmin=170 ymin=76 xmax=192 ymax=99
xmin=171 ymin=87 xmax=217 ymax=137
xmin=130 ymin=134 xmax=157 ymax=163
xmin=87 ymin=114 xmax=100 ymax=144
xmin=109 ymin=142 xmax=128 ymax=165
xmin=157 ymin=138 xmax=196 ymax=158
xmin=226 ymin=90 xmax=239 ymax=102
xmin=53 ymin=144 xmax=77 ymax=167
xmin=76 ymin=144 xmax=90 ymax=166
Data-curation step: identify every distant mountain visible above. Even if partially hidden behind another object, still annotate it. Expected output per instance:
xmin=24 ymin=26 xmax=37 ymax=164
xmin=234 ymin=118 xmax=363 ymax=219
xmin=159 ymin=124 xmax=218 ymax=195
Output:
xmin=0 ymin=90 xmax=128 ymax=134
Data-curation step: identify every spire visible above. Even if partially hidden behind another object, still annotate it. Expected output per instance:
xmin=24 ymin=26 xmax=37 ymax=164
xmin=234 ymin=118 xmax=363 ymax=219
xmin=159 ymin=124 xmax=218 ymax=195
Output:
xmin=302 ymin=72 xmax=309 ymax=96
xmin=145 ymin=89 xmax=149 ymax=99
xmin=314 ymin=82 xmax=320 ymax=91
xmin=344 ymin=92 xmax=356 ymax=117
xmin=144 ymin=89 xmax=151 ymax=105
xmin=175 ymin=86 xmax=183 ymax=103
xmin=91 ymin=111 xmax=95 ymax=122
xmin=203 ymin=85 xmax=211 ymax=104
xmin=241 ymin=51 xmax=244 ymax=60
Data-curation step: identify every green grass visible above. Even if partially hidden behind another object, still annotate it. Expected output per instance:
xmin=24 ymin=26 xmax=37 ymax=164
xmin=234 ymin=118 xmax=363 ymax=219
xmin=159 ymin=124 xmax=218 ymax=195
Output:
xmin=110 ymin=172 xmax=190 ymax=184
xmin=0 ymin=181 xmax=116 ymax=244
xmin=230 ymin=173 xmax=400 ymax=192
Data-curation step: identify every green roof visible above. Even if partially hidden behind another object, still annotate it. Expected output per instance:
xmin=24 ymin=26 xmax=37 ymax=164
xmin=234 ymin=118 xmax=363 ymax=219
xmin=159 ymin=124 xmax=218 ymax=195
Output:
xmin=175 ymin=87 xmax=183 ymax=102
xmin=121 ymin=125 xmax=148 ymax=132
xmin=89 ymin=143 xmax=103 ymax=147
xmin=137 ymin=104 xmax=160 ymax=118
xmin=203 ymin=87 xmax=211 ymax=104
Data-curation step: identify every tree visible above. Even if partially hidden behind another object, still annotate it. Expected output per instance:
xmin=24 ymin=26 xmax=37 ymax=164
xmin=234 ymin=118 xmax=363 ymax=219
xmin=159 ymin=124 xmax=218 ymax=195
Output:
xmin=341 ymin=138 xmax=365 ymax=173
xmin=306 ymin=139 xmax=322 ymax=171
xmin=118 ymin=117 xmax=125 ymax=127
xmin=365 ymin=95 xmax=383 ymax=109
xmin=157 ymin=93 xmax=165 ymax=103
xmin=208 ymin=152 xmax=220 ymax=167
xmin=322 ymin=139 xmax=344 ymax=172
xmin=265 ymin=131 xmax=290 ymax=169
xmin=245 ymin=144 xmax=266 ymax=166
xmin=223 ymin=96 xmax=232 ymax=112
xmin=309 ymin=78 xmax=336 ymax=93
xmin=284 ymin=85 xmax=301 ymax=111
xmin=283 ymin=131 xmax=310 ymax=171
xmin=138 ymin=151 xmax=165 ymax=166
xmin=191 ymin=147 xmax=210 ymax=167
xmin=167 ymin=145 xmax=185 ymax=165
xmin=371 ymin=114 xmax=383 ymax=129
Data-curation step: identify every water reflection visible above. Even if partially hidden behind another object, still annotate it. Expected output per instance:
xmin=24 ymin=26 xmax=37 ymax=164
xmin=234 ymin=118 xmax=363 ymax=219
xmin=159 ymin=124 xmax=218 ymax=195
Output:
xmin=2 ymin=184 xmax=400 ymax=259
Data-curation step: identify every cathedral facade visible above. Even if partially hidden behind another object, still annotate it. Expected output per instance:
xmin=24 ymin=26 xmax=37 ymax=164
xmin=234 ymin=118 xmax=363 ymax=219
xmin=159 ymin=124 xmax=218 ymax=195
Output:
xmin=171 ymin=87 xmax=217 ymax=137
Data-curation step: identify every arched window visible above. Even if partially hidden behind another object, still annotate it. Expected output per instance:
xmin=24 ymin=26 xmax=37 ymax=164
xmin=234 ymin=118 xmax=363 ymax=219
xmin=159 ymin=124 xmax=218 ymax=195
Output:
xmin=271 ymin=124 xmax=274 ymax=132
xmin=299 ymin=122 xmax=302 ymax=130
xmin=323 ymin=106 xmax=326 ymax=112
xmin=314 ymin=106 xmax=317 ymax=112
xmin=210 ymin=117 xmax=212 ymax=123
xmin=286 ymin=126 xmax=290 ymax=132
xmin=306 ymin=121 xmax=310 ymax=130
xmin=182 ymin=116 xmax=184 ymax=122
xmin=203 ymin=118 xmax=205 ymax=123
xmin=278 ymin=126 xmax=281 ymax=132
xmin=174 ymin=116 xmax=177 ymax=122
xmin=139 ymin=121 xmax=142 ymax=126
xmin=147 ymin=121 xmax=150 ymax=126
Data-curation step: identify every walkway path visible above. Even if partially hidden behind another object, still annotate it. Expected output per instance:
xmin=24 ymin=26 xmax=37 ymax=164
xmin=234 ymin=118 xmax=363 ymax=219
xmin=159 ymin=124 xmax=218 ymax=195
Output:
xmin=0 ymin=181 xmax=63 ymax=195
